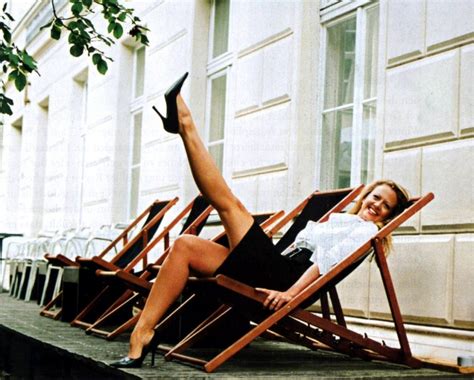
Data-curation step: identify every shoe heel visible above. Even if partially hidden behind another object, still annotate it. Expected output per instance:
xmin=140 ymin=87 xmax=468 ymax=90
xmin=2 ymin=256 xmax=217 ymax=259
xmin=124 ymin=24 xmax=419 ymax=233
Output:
xmin=152 ymin=105 xmax=165 ymax=122
xmin=151 ymin=349 xmax=156 ymax=366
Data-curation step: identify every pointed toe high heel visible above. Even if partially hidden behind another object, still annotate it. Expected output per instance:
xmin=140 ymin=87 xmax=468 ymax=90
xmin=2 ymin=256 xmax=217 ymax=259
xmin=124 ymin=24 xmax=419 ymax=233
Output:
xmin=110 ymin=331 xmax=159 ymax=369
xmin=153 ymin=72 xmax=189 ymax=134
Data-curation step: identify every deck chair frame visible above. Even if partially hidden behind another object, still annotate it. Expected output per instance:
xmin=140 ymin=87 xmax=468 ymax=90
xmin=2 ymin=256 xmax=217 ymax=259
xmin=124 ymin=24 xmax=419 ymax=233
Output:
xmin=40 ymin=198 xmax=178 ymax=320
xmin=160 ymin=193 xmax=434 ymax=373
xmin=69 ymin=196 xmax=213 ymax=330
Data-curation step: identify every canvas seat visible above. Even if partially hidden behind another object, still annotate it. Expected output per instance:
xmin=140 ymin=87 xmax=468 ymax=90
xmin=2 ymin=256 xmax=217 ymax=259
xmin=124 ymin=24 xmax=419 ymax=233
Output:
xmin=158 ymin=192 xmax=434 ymax=373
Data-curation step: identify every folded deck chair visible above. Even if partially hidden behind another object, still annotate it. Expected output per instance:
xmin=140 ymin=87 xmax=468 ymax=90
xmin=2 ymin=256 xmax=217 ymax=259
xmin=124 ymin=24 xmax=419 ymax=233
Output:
xmin=40 ymin=198 xmax=178 ymax=320
xmin=69 ymin=195 xmax=213 ymax=330
xmin=84 ymin=210 xmax=284 ymax=340
xmin=160 ymin=192 xmax=434 ymax=372
xmin=94 ymin=187 xmax=363 ymax=343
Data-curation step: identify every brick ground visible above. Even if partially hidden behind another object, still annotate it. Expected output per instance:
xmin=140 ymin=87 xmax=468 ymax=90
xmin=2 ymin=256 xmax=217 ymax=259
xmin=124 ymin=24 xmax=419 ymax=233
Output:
xmin=0 ymin=293 xmax=465 ymax=379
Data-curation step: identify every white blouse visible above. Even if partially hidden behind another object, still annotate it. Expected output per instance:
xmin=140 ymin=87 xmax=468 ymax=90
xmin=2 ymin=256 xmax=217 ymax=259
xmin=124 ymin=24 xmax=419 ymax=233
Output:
xmin=294 ymin=213 xmax=378 ymax=274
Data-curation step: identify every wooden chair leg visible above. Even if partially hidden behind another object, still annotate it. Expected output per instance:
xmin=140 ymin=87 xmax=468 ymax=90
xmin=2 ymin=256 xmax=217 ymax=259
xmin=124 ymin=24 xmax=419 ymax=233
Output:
xmin=373 ymin=238 xmax=421 ymax=367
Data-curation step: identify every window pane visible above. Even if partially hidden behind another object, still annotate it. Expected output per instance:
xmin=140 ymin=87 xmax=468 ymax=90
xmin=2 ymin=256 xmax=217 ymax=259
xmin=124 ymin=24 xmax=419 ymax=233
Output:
xmin=129 ymin=167 xmax=140 ymax=219
xmin=209 ymin=75 xmax=227 ymax=142
xmin=321 ymin=109 xmax=353 ymax=188
xmin=134 ymin=47 xmax=145 ymax=98
xmin=364 ymin=6 xmax=379 ymax=100
xmin=324 ymin=16 xmax=357 ymax=109
xmin=132 ymin=113 xmax=142 ymax=165
xmin=209 ymin=143 xmax=224 ymax=172
xmin=213 ymin=0 xmax=230 ymax=58
xmin=361 ymin=103 xmax=376 ymax=184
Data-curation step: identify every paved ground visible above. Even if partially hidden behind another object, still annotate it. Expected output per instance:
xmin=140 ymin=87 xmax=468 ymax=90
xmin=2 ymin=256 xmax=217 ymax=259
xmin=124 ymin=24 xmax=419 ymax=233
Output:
xmin=0 ymin=293 xmax=468 ymax=379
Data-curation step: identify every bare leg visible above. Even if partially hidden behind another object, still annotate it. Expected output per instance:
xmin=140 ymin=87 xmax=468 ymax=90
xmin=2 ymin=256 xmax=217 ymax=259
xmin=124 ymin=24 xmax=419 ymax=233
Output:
xmin=128 ymin=235 xmax=229 ymax=358
xmin=177 ymin=95 xmax=254 ymax=249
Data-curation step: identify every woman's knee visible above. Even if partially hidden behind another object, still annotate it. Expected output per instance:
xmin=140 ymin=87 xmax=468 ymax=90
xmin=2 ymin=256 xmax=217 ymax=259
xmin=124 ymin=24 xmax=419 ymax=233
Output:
xmin=167 ymin=234 xmax=196 ymax=261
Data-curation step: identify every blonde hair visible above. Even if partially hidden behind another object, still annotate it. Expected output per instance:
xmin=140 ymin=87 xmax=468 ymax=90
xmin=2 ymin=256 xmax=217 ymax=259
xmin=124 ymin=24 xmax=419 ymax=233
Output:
xmin=348 ymin=179 xmax=410 ymax=253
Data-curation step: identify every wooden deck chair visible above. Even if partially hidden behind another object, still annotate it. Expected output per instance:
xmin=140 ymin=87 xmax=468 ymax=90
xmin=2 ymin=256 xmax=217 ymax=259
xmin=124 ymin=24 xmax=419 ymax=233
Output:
xmin=83 ymin=211 xmax=284 ymax=341
xmin=159 ymin=193 xmax=434 ymax=372
xmin=69 ymin=195 xmax=213 ymax=330
xmin=40 ymin=198 xmax=178 ymax=320
xmin=149 ymin=186 xmax=364 ymax=341
xmin=93 ymin=187 xmax=363 ymax=342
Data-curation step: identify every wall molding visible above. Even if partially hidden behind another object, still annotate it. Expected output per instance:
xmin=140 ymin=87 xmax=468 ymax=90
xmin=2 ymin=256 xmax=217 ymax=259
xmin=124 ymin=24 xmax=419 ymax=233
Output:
xmin=235 ymin=94 xmax=291 ymax=119
xmin=232 ymin=162 xmax=287 ymax=179
xmin=387 ymin=39 xmax=474 ymax=69
xmin=238 ymin=28 xmax=293 ymax=59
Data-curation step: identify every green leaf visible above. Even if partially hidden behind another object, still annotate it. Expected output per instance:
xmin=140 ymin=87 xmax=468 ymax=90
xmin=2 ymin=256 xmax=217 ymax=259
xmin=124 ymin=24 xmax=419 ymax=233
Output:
xmin=97 ymin=59 xmax=108 ymax=74
xmin=3 ymin=29 xmax=11 ymax=44
xmin=70 ymin=44 xmax=84 ymax=57
xmin=21 ymin=52 xmax=36 ymax=71
xmin=71 ymin=2 xmax=83 ymax=15
xmin=14 ymin=72 xmax=27 ymax=91
xmin=113 ymin=23 xmax=123 ymax=39
xmin=118 ymin=12 xmax=126 ymax=22
xmin=0 ymin=100 xmax=14 ymax=115
xmin=83 ymin=0 xmax=93 ymax=8
xmin=51 ymin=25 xmax=61 ymax=40
xmin=8 ymin=69 xmax=17 ymax=82
xmin=140 ymin=34 xmax=149 ymax=45
xmin=107 ymin=21 xmax=115 ymax=33
xmin=8 ymin=52 xmax=19 ymax=66
xmin=92 ymin=53 xmax=101 ymax=65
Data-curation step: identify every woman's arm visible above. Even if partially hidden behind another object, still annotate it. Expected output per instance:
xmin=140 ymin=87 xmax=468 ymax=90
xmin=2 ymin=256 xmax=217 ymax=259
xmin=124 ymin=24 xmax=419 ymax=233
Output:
xmin=256 ymin=263 xmax=320 ymax=311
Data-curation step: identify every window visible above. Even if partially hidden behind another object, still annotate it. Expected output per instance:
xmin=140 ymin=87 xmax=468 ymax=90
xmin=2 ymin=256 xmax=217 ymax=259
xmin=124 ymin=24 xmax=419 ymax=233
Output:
xmin=212 ymin=0 xmax=230 ymax=58
xmin=128 ymin=47 xmax=146 ymax=219
xmin=207 ymin=73 xmax=227 ymax=172
xmin=206 ymin=0 xmax=231 ymax=174
xmin=133 ymin=46 xmax=146 ymax=99
xmin=320 ymin=4 xmax=379 ymax=189
xmin=74 ymin=74 xmax=88 ymax=226
xmin=128 ymin=112 xmax=142 ymax=219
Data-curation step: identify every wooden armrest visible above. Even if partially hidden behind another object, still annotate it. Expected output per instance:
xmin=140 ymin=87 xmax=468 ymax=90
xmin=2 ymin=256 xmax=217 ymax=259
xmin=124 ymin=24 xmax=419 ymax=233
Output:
xmin=187 ymin=276 xmax=218 ymax=284
xmin=95 ymin=269 xmax=119 ymax=277
xmin=215 ymin=275 xmax=266 ymax=304
xmin=115 ymin=270 xmax=152 ymax=291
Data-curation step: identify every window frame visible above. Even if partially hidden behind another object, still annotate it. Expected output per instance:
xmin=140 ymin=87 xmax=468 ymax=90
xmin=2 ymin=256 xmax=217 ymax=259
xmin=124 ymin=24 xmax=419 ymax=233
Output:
xmin=127 ymin=46 xmax=146 ymax=220
xmin=205 ymin=0 xmax=234 ymax=178
xmin=317 ymin=1 xmax=380 ymax=189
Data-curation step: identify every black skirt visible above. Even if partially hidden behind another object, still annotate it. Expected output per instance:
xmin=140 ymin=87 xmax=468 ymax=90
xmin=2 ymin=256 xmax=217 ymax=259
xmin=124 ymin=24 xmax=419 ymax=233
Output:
xmin=214 ymin=219 xmax=312 ymax=291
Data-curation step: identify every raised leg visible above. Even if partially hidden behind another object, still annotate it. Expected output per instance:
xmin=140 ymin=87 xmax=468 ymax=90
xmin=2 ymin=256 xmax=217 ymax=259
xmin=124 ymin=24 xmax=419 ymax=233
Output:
xmin=176 ymin=95 xmax=253 ymax=249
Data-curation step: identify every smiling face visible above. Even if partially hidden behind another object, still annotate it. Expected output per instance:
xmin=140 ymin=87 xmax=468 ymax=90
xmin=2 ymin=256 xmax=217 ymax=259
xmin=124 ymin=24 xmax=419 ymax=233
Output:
xmin=357 ymin=184 xmax=398 ymax=223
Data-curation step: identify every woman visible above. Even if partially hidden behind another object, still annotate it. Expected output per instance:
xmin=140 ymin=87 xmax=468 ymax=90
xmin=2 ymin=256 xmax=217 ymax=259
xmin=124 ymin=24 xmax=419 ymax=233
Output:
xmin=111 ymin=73 xmax=410 ymax=368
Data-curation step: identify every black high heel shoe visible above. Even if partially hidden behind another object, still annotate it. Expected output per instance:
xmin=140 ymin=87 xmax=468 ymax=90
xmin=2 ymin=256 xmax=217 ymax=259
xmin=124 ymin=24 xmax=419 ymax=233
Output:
xmin=152 ymin=72 xmax=189 ymax=134
xmin=110 ymin=331 xmax=159 ymax=368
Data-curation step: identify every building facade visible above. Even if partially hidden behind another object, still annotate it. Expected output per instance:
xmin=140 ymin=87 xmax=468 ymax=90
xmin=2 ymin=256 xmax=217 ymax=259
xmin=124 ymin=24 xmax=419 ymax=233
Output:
xmin=1 ymin=0 xmax=472 ymax=363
